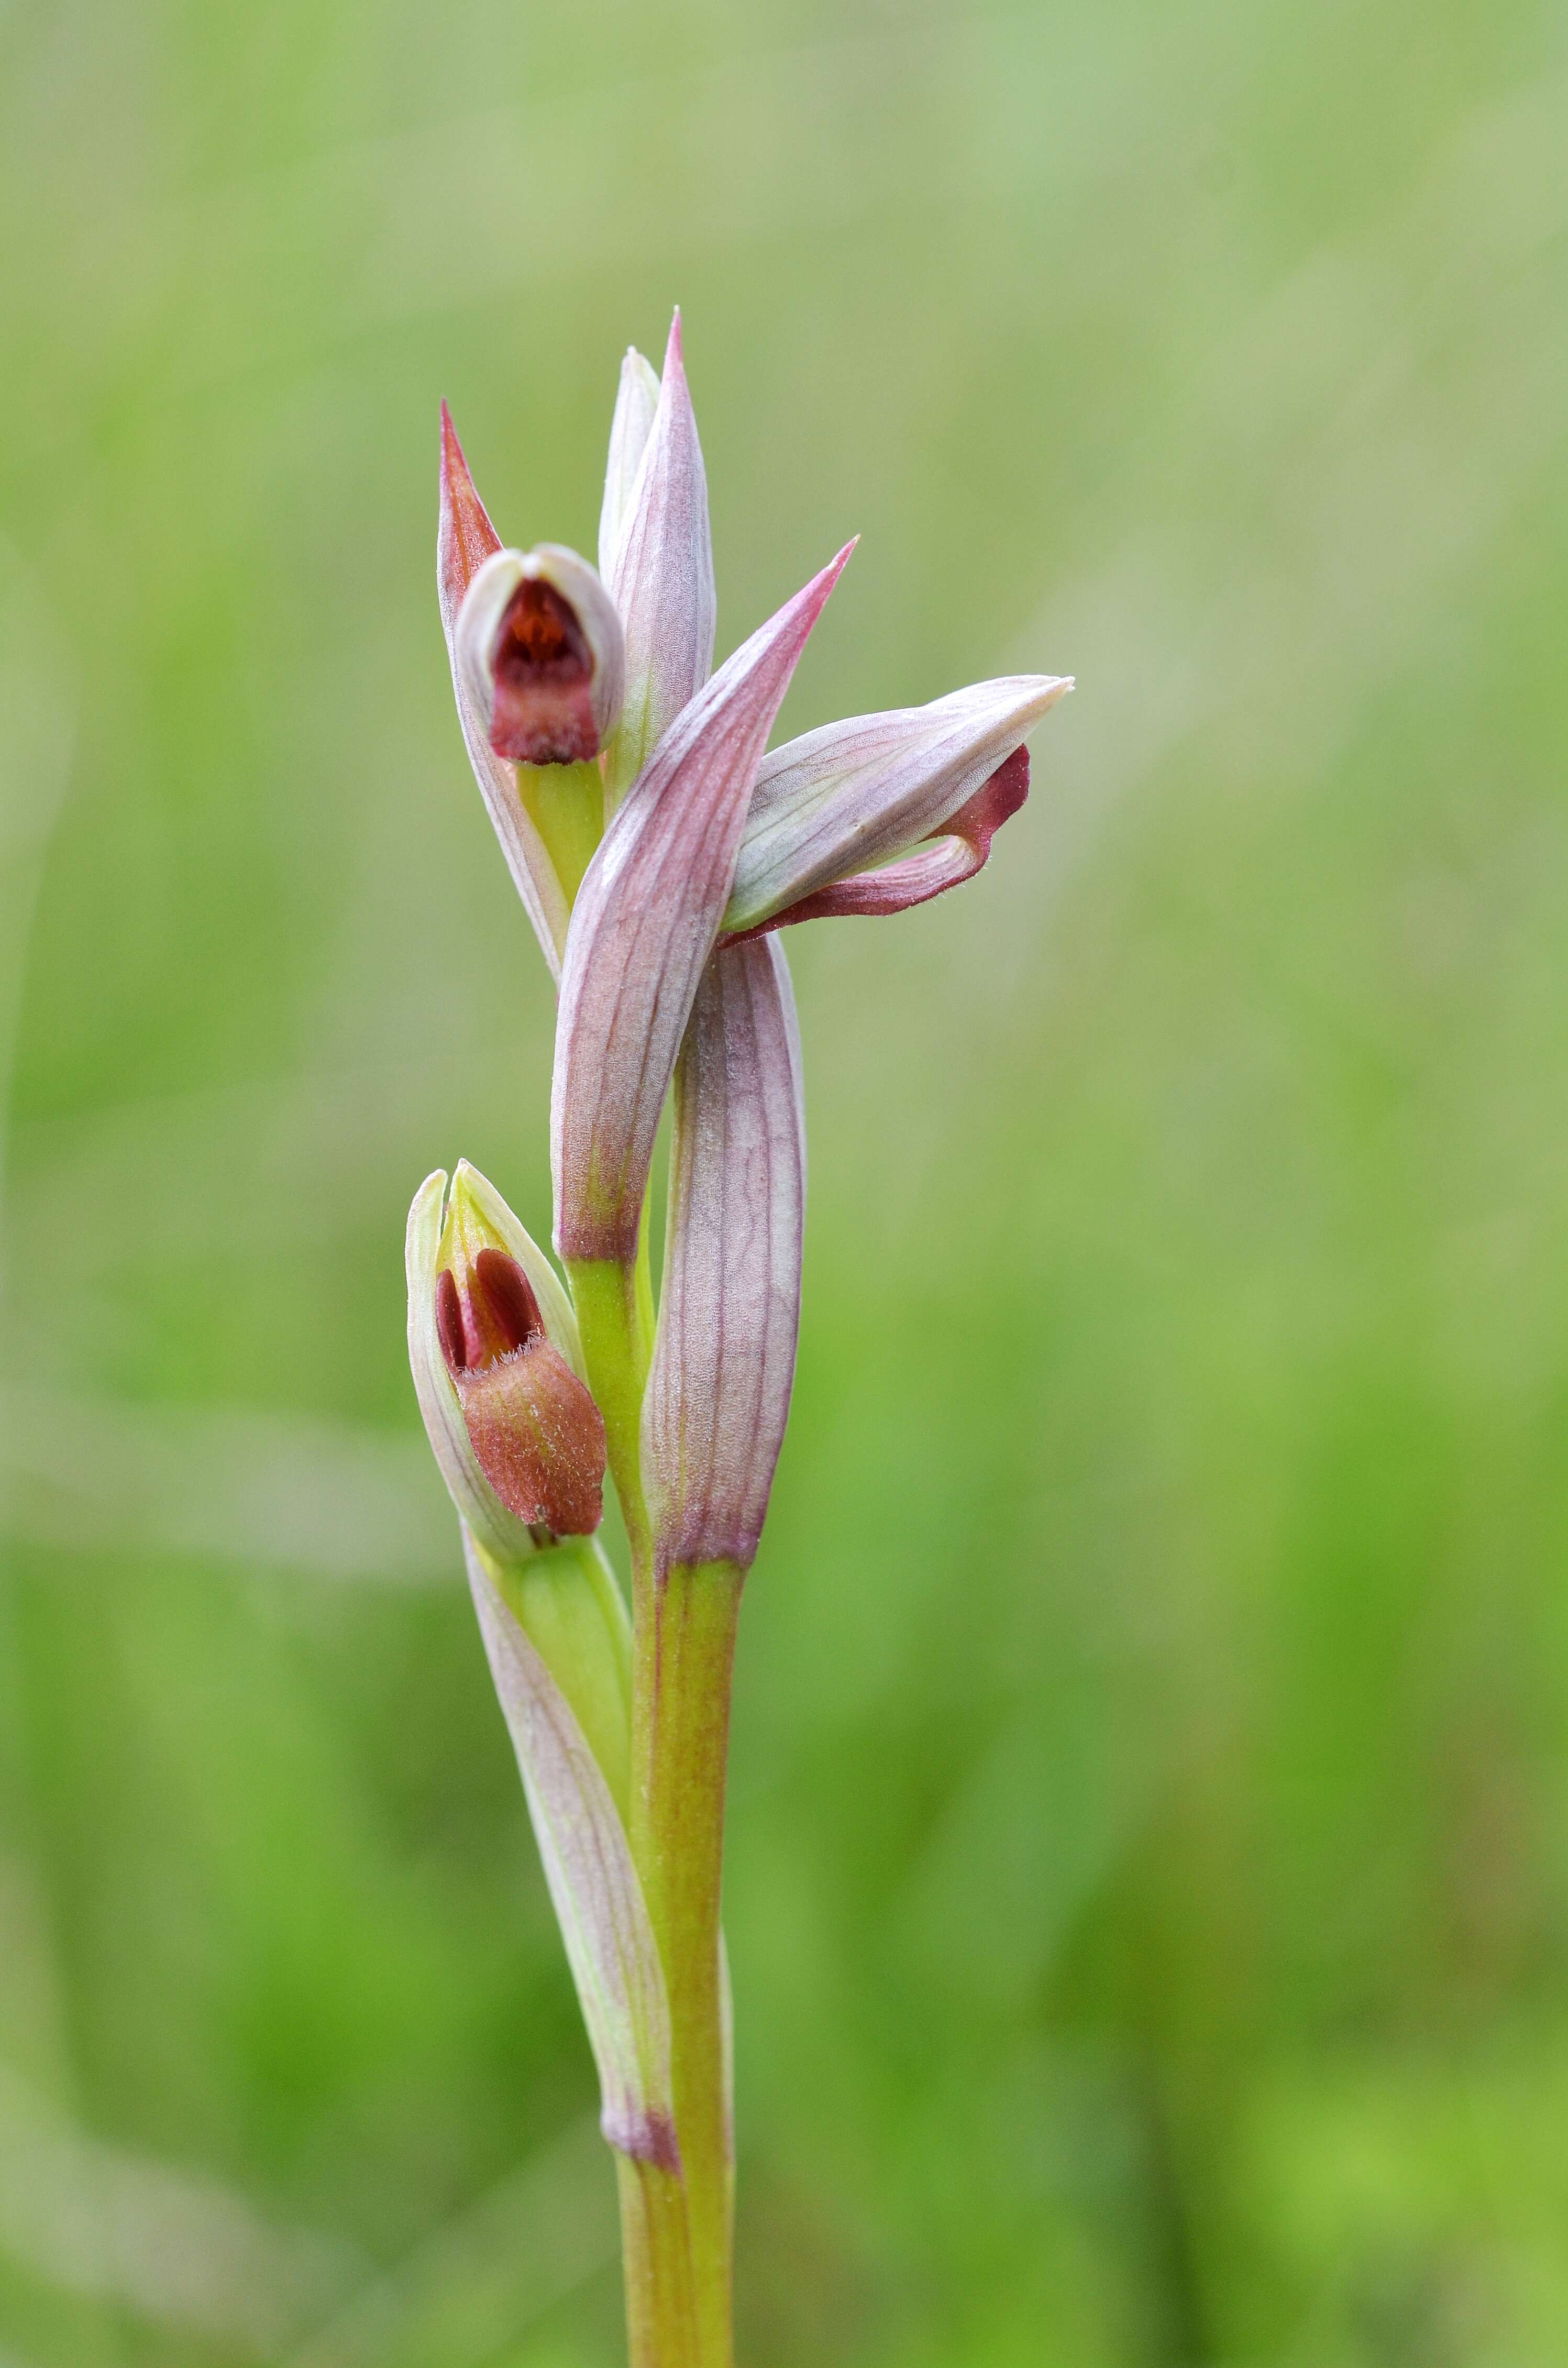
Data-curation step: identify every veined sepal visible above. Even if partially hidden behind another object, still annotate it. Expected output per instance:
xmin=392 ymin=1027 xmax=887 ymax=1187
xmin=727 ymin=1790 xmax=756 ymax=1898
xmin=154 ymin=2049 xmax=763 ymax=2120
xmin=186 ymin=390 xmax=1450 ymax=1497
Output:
xmin=602 ymin=313 xmax=717 ymax=810
xmin=464 ymin=1530 xmax=678 ymax=2169
xmin=643 ymin=937 xmax=805 ymax=1577
xmin=727 ymin=743 xmax=1031 ymax=940
xmin=599 ymin=346 xmax=662 ymax=583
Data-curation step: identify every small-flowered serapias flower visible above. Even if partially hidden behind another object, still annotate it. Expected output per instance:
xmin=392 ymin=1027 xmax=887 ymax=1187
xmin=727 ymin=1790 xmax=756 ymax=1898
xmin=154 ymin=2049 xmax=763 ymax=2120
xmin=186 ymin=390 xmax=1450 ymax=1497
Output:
xmin=406 ymin=1160 xmax=603 ymax=1560
xmin=414 ymin=314 xmax=1072 ymax=2367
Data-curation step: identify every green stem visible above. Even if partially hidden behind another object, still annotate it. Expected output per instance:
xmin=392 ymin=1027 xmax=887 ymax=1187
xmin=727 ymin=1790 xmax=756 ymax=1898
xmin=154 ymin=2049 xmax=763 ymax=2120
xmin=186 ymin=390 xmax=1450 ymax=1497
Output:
xmin=567 ymin=1252 xmax=654 ymax=1571
xmin=544 ymin=777 xmax=737 ymax=2358
xmin=630 ymin=1558 xmax=743 ymax=2368
xmin=615 ymin=2154 xmax=702 ymax=2365
xmin=567 ymin=1238 xmax=740 ymax=2365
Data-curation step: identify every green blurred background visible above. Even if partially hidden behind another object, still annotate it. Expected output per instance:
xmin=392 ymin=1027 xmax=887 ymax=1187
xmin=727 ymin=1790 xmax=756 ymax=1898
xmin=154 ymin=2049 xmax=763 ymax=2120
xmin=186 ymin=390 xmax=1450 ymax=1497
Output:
xmin=3 ymin=1 xmax=1566 ymax=2361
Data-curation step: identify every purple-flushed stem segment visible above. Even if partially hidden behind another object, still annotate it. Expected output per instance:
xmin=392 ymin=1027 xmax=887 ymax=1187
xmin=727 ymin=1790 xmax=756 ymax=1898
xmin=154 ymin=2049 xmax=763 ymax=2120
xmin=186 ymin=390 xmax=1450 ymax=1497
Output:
xmin=438 ymin=404 xmax=571 ymax=978
xmin=604 ymin=313 xmax=717 ymax=809
xmin=721 ymin=673 xmax=1072 ymax=937
xmin=643 ymin=937 xmax=806 ymax=1577
xmin=552 ymin=541 xmax=855 ymax=1266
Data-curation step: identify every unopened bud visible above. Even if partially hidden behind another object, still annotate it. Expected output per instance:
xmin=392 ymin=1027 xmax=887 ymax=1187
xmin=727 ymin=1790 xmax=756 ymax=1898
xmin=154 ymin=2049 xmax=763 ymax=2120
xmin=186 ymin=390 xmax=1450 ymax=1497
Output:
xmin=457 ymin=545 xmax=625 ymax=766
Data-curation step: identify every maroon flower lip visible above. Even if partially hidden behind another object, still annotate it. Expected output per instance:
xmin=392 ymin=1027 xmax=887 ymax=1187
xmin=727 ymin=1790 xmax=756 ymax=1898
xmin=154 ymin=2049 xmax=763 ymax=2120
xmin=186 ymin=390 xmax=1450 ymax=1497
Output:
xmin=488 ymin=577 xmax=601 ymax=766
xmin=437 ymin=1246 xmax=543 ymax=1371
xmin=437 ymin=1248 xmax=606 ymax=1537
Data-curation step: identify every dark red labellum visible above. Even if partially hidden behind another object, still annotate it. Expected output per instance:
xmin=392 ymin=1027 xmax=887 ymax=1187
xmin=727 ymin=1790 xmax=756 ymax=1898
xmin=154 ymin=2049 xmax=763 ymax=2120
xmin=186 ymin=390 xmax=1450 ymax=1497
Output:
xmin=436 ymin=1252 xmax=606 ymax=1536
xmin=489 ymin=578 xmax=600 ymax=766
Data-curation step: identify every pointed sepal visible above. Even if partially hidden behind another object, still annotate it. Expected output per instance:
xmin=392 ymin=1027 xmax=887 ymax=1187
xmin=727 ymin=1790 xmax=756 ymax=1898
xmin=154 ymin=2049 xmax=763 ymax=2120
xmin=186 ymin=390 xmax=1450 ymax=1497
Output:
xmin=553 ymin=543 xmax=854 ymax=1264
xmin=603 ymin=313 xmax=717 ymax=809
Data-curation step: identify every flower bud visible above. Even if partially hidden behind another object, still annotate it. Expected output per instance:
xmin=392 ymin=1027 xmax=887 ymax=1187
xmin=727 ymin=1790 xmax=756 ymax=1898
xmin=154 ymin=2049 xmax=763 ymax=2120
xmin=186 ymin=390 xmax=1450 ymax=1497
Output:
xmin=457 ymin=545 xmax=626 ymax=767
xmin=407 ymin=1163 xmax=606 ymax=1557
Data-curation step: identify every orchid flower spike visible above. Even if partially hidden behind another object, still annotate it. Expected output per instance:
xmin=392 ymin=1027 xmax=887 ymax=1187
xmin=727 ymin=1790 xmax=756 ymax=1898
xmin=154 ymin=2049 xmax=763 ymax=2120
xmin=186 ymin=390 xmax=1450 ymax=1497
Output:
xmin=416 ymin=314 xmax=1079 ymax=2368
xmin=406 ymin=1161 xmax=604 ymax=1559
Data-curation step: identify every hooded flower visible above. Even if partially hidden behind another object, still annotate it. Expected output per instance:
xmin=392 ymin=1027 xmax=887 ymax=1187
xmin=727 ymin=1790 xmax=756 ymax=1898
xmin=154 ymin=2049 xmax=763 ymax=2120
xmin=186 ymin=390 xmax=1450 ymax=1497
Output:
xmin=722 ymin=674 xmax=1071 ymax=938
xmin=456 ymin=544 xmax=625 ymax=767
xmin=437 ymin=411 xmax=624 ymax=979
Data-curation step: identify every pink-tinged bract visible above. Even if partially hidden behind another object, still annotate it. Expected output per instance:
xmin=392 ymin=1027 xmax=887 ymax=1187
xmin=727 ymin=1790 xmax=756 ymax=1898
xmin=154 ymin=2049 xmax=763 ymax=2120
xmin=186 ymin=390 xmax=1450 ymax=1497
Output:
xmin=466 ymin=1538 xmax=678 ymax=2167
xmin=643 ymin=937 xmax=807 ymax=1576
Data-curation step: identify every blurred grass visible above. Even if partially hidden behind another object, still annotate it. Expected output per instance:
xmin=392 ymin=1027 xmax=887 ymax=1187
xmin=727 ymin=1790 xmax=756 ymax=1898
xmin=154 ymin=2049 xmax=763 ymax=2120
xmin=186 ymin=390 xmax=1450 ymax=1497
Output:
xmin=2 ymin=0 xmax=1567 ymax=2360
